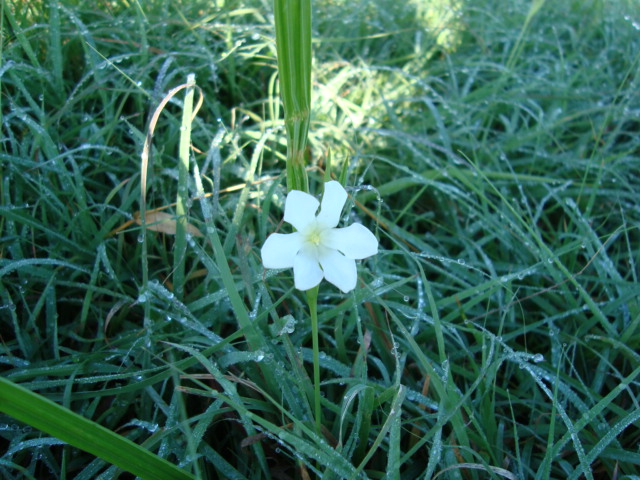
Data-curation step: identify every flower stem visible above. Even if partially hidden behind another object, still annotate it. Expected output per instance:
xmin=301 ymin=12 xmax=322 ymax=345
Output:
xmin=306 ymin=286 xmax=321 ymax=434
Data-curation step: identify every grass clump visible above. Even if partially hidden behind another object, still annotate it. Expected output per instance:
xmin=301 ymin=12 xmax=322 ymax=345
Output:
xmin=1 ymin=0 xmax=639 ymax=479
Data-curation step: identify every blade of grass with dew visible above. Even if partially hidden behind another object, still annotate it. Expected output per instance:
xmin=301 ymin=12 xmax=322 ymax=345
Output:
xmin=352 ymin=385 xmax=375 ymax=465
xmin=174 ymin=73 xmax=196 ymax=300
xmin=386 ymin=347 xmax=406 ymax=479
xmin=48 ymin=0 xmax=63 ymax=93
xmin=2 ymin=2 xmax=40 ymax=68
xmin=0 ymin=0 xmax=4 ymax=128
xmin=222 ymin=128 xmax=271 ymax=254
xmin=336 ymin=383 xmax=369 ymax=450
xmin=506 ymin=0 xmax=547 ymax=69
xmin=0 ymin=377 xmax=196 ymax=480
xmin=351 ymin=385 xmax=406 ymax=479
xmin=138 ymin=78 xmax=199 ymax=361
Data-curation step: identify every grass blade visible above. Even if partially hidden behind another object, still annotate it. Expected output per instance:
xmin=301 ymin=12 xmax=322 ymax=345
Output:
xmin=174 ymin=73 xmax=197 ymax=300
xmin=0 ymin=377 xmax=196 ymax=480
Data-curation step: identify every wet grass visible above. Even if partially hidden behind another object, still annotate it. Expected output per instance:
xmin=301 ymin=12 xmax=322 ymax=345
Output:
xmin=1 ymin=0 xmax=640 ymax=478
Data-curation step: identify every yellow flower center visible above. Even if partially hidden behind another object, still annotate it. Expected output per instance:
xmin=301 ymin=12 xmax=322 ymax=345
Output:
xmin=307 ymin=230 xmax=322 ymax=246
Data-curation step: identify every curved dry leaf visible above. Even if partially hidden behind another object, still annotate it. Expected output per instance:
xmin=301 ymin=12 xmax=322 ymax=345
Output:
xmin=134 ymin=211 xmax=202 ymax=237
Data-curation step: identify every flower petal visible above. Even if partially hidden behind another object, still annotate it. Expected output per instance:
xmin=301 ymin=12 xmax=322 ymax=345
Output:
xmin=261 ymin=232 xmax=303 ymax=268
xmin=293 ymin=246 xmax=324 ymax=290
xmin=316 ymin=180 xmax=348 ymax=229
xmin=284 ymin=190 xmax=319 ymax=231
xmin=318 ymin=247 xmax=358 ymax=293
xmin=322 ymin=223 xmax=378 ymax=259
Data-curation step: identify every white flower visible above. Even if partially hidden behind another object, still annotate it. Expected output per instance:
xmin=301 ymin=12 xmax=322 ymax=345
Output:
xmin=261 ymin=181 xmax=378 ymax=293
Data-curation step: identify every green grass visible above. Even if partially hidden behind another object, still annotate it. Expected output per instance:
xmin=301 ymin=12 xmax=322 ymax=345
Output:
xmin=1 ymin=0 xmax=640 ymax=478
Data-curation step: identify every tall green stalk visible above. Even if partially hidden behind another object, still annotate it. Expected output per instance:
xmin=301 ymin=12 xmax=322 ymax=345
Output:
xmin=273 ymin=0 xmax=311 ymax=193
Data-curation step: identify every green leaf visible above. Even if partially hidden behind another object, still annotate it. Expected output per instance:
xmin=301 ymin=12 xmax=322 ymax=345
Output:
xmin=0 ymin=377 xmax=196 ymax=480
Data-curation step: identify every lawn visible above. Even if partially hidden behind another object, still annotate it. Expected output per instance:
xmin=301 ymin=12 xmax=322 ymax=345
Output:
xmin=1 ymin=0 xmax=639 ymax=478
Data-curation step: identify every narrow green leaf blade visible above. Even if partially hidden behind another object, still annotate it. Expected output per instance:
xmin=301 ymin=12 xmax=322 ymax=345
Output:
xmin=0 ymin=377 xmax=195 ymax=480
